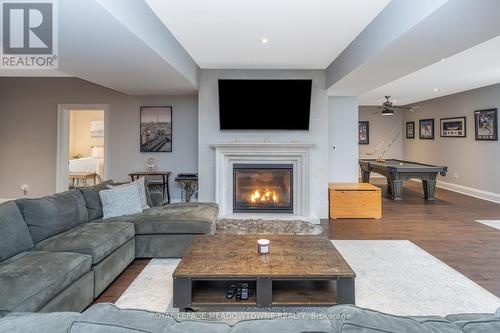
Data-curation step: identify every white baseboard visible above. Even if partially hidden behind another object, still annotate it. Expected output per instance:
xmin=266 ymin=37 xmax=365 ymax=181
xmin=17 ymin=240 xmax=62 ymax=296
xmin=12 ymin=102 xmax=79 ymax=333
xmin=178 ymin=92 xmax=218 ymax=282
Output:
xmin=410 ymin=180 xmax=500 ymax=204
xmin=0 ymin=199 xmax=13 ymax=204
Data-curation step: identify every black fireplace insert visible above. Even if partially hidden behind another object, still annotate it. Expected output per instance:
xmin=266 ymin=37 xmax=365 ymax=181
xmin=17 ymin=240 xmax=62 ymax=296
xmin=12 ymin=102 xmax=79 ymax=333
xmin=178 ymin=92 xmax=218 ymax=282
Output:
xmin=233 ymin=164 xmax=293 ymax=213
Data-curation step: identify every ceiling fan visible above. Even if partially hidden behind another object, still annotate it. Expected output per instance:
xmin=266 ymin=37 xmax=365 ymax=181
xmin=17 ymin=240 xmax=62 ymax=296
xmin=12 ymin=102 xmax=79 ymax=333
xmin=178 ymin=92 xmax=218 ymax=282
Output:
xmin=373 ymin=96 xmax=420 ymax=115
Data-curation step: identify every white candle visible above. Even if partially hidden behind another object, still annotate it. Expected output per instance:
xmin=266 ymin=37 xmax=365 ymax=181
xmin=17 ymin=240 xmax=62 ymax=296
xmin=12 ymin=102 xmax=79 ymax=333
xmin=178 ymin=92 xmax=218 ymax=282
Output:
xmin=258 ymin=239 xmax=270 ymax=254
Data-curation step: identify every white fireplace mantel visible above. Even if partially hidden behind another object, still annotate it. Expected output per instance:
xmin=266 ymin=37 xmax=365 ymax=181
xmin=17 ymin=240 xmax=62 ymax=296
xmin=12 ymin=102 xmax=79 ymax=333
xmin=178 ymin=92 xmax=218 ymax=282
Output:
xmin=210 ymin=142 xmax=317 ymax=150
xmin=211 ymin=142 xmax=317 ymax=222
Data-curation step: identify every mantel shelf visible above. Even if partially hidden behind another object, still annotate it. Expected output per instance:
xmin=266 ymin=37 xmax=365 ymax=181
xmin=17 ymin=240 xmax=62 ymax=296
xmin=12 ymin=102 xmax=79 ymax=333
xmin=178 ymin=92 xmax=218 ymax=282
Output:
xmin=210 ymin=142 xmax=316 ymax=149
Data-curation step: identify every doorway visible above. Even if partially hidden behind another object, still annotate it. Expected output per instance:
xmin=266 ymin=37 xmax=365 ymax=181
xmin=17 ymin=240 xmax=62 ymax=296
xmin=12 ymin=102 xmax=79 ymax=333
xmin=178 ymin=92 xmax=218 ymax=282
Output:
xmin=56 ymin=104 xmax=110 ymax=193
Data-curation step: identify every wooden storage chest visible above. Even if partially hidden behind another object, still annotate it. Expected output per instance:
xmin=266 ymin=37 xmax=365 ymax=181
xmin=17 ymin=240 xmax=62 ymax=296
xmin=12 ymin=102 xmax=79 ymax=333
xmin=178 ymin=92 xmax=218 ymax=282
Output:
xmin=329 ymin=183 xmax=381 ymax=219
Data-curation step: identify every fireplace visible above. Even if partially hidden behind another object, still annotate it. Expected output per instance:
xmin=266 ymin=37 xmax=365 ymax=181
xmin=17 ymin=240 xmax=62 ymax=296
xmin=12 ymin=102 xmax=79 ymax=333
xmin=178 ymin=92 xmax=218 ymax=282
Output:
xmin=233 ymin=164 xmax=293 ymax=213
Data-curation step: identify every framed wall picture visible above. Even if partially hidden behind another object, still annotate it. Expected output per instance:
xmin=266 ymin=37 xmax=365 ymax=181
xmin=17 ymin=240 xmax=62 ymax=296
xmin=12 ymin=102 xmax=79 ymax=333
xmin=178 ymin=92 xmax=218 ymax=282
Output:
xmin=358 ymin=121 xmax=369 ymax=145
xmin=90 ymin=120 xmax=104 ymax=137
xmin=419 ymin=119 xmax=434 ymax=140
xmin=140 ymin=106 xmax=173 ymax=152
xmin=474 ymin=108 xmax=498 ymax=141
xmin=406 ymin=121 xmax=415 ymax=139
xmin=440 ymin=117 xmax=466 ymax=138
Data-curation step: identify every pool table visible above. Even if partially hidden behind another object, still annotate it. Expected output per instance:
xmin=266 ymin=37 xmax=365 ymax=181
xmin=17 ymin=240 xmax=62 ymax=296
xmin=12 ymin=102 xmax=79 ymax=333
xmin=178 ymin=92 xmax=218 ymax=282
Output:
xmin=359 ymin=159 xmax=447 ymax=201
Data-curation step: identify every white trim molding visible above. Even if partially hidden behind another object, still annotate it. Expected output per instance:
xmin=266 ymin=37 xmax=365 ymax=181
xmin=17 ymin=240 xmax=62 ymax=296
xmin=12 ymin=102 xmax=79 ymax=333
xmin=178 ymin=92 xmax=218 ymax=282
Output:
xmin=410 ymin=179 xmax=500 ymax=204
xmin=211 ymin=142 xmax=318 ymax=222
xmin=436 ymin=180 xmax=500 ymax=204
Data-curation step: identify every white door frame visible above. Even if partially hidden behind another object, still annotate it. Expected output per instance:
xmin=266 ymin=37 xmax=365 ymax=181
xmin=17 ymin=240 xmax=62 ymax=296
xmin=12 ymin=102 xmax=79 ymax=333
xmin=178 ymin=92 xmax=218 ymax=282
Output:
xmin=56 ymin=104 xmax=110 ymax=193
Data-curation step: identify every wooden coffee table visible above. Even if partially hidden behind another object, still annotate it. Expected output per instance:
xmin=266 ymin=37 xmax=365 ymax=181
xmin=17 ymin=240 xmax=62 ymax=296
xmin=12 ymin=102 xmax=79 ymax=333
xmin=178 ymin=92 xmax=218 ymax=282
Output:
xmin=172 ymin=235 xmax=355 ymax=309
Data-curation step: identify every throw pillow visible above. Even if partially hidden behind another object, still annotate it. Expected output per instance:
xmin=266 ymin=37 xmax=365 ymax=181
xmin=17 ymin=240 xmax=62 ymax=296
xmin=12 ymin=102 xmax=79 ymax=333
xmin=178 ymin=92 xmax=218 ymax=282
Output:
xmin=99 ymin=186 xmax=143 ymax=219
xmin=108 ymin=177 xmax=150 ymax=210
xmin=79 ymin=180 xmax=114 ymax=220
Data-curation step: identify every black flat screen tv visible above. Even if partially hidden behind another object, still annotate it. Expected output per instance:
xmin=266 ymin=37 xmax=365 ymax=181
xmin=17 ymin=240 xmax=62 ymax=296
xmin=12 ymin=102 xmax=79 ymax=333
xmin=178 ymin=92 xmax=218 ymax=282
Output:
xmin=218 ymin=79 xmax=312 ymax=130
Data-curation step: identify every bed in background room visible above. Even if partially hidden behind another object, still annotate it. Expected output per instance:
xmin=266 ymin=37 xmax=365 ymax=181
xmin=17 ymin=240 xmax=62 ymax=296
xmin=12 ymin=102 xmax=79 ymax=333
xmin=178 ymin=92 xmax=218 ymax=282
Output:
xmin=69 ymin=146 xmax=104 ymax=185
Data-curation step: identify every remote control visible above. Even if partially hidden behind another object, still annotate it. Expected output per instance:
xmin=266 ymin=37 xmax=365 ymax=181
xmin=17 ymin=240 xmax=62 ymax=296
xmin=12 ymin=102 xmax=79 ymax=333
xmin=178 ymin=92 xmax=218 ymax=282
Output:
xmin=236 ymin=283 xmax=242 ymax=301
xmin=226 ymin=284 xmax=237 ymax=299
xmin=241 ymin=283 xmax=249 ymax=300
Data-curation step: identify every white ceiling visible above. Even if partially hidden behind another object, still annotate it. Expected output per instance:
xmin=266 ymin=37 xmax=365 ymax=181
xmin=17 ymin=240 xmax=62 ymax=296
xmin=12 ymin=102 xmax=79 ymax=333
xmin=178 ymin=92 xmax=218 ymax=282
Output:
xmin=146 ymin=0 xmax=390 ymax=69
xmin=360 ymin=35 xmax=500 ymax=106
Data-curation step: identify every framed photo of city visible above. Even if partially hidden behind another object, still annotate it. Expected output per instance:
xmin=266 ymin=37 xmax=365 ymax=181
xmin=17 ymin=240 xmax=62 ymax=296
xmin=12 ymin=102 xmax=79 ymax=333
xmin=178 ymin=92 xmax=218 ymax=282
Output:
xmin=406 ymin=121 xmax=415 ymax=139
xmin=140 ymin=106 xmax=172 ymax=152
xmin=440 ymin=117 xmax=466 ymax=138
xmin=358 ymin=121 xmax=369 ymax=145
xmin=419 ymin=119 xmax=434 ymax=140
xmin=474 ymin=108 xmax=498 ymax=141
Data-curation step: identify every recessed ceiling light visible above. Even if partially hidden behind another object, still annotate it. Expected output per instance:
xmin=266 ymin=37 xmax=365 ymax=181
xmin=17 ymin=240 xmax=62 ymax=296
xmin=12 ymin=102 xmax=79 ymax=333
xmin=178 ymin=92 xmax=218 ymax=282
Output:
xmin=433 ymin=88 xmax=438 ymax=92
xmin=261 ymin=37 xmax=269 ymax=44
xmin=440 ymin=58 xmax=446 ymax=62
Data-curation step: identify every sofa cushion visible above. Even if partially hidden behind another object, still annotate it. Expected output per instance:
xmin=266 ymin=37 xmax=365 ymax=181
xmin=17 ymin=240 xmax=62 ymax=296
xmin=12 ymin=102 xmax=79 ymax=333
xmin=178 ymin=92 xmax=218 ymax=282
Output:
xmin=446 ymin=313 xmax=495 ymax=322
xmin=81 ymin=303 xmax=334 ymax=333
xmin=230 ymin=317 xmax=334 ymax=333
xmin=103 ymin=202 xmax=218 ymax=235
xmin=15 ymin=190 xmax=89 ymax=243
xmin=456 ymin=319 xmax=500 ymax=332
xmin=0 ymin=201 xmax=34 ymax=262
xmin=79 ymin=181 xmax=113 ymax=220
xmin=81 ymin=303 xmax=174 ymax=333
xmin=0 ymin=251 xmax=92 ymax=313
xmin=0 ymin=312 xmax=82 ymax=333
xmin=34 ymin=222 xmax=135 ymax=264
xmin=70 ymin=322 xmax=152 ymax=332
xmin=328 ymin=305 xmax=462 ymax=332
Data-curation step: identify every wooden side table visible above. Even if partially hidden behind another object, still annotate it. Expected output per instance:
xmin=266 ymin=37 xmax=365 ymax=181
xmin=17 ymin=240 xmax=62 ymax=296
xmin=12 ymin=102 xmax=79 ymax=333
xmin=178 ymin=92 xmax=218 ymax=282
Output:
xmin=69 ymin=172 xmax=97 ymax=188
xmin=129 ymin=171 xmax=171 ymax=204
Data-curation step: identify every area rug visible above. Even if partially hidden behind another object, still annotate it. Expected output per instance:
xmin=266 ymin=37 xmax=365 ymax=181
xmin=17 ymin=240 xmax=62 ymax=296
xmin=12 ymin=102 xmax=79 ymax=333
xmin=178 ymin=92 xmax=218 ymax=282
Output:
xmin=477 ymin=220 xmax=500 ymax=230
xmin=333 ymin=240 xmax=500 ymax=316
xmin=115 ymin=240 xmax=500 ymax=317
xmin=216 ymin=218 xmax=323 ymax=235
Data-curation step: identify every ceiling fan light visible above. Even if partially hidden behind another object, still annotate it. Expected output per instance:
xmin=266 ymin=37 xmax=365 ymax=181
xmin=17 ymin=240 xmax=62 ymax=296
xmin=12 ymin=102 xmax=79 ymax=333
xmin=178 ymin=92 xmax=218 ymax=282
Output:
xmin=381 ymin=108 xmax=394 ymax=116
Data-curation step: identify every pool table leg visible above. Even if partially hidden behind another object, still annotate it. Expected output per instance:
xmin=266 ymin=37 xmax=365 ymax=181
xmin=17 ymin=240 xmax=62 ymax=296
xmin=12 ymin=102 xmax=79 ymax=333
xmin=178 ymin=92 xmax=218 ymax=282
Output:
xmin=422 ymin=180 xmax=437 ymax=200
xmin=389 ymin=180 xmax=403 ymax=200
xmin=361 ymin=170 xmax=370 ymax=183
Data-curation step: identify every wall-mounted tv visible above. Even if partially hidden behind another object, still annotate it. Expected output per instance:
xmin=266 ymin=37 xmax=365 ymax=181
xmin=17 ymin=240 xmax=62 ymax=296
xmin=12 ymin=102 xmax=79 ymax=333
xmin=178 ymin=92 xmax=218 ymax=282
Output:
xmin=218 ymin=79 xmax=312 ymax=130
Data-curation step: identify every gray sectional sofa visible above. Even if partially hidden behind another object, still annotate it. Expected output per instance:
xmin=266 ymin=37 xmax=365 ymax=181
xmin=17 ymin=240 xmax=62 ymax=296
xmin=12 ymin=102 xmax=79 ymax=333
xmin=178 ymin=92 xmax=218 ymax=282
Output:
xmin=0 ymin=185 xmax=218 ymax=316
xmin=1 ymin=302 xmax=500 ymax=333
xmin=3 ymin=187 xmax=500 ymax=332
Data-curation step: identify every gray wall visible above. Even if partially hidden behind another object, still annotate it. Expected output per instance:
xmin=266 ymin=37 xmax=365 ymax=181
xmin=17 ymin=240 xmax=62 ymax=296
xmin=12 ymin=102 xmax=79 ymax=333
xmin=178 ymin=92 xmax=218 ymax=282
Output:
xmin=198 ymin=69 xmax=329 ymax=218
xmin=359 ymin=106 xmax=403 ymax=160
xmin=403 ymin=83 xmax=500 ymax=196
xmin=0 ymin=77 xmax=198 ymax=200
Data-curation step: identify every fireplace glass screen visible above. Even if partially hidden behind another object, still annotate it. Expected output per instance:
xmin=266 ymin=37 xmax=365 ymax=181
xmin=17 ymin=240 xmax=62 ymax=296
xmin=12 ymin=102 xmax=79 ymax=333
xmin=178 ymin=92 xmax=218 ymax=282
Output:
xmin=233 ymin=164 xmax=293 ymax=213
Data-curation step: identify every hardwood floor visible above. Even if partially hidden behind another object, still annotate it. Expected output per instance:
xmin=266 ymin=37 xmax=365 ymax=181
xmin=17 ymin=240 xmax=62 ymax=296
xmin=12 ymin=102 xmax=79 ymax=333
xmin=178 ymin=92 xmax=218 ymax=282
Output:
xmin=327 ymin=179 xmax=500 ymax=297
xmin=95 ymin=180 xmax=500 ymax=305
xmin=93 ymin=259 xmax=150 ymax=305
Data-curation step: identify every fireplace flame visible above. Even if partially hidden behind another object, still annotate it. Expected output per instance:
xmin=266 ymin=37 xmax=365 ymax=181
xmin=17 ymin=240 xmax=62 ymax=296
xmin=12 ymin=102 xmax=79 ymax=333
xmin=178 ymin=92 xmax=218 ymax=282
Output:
xmin=249 ymin=189 xmax=279 ymax=204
